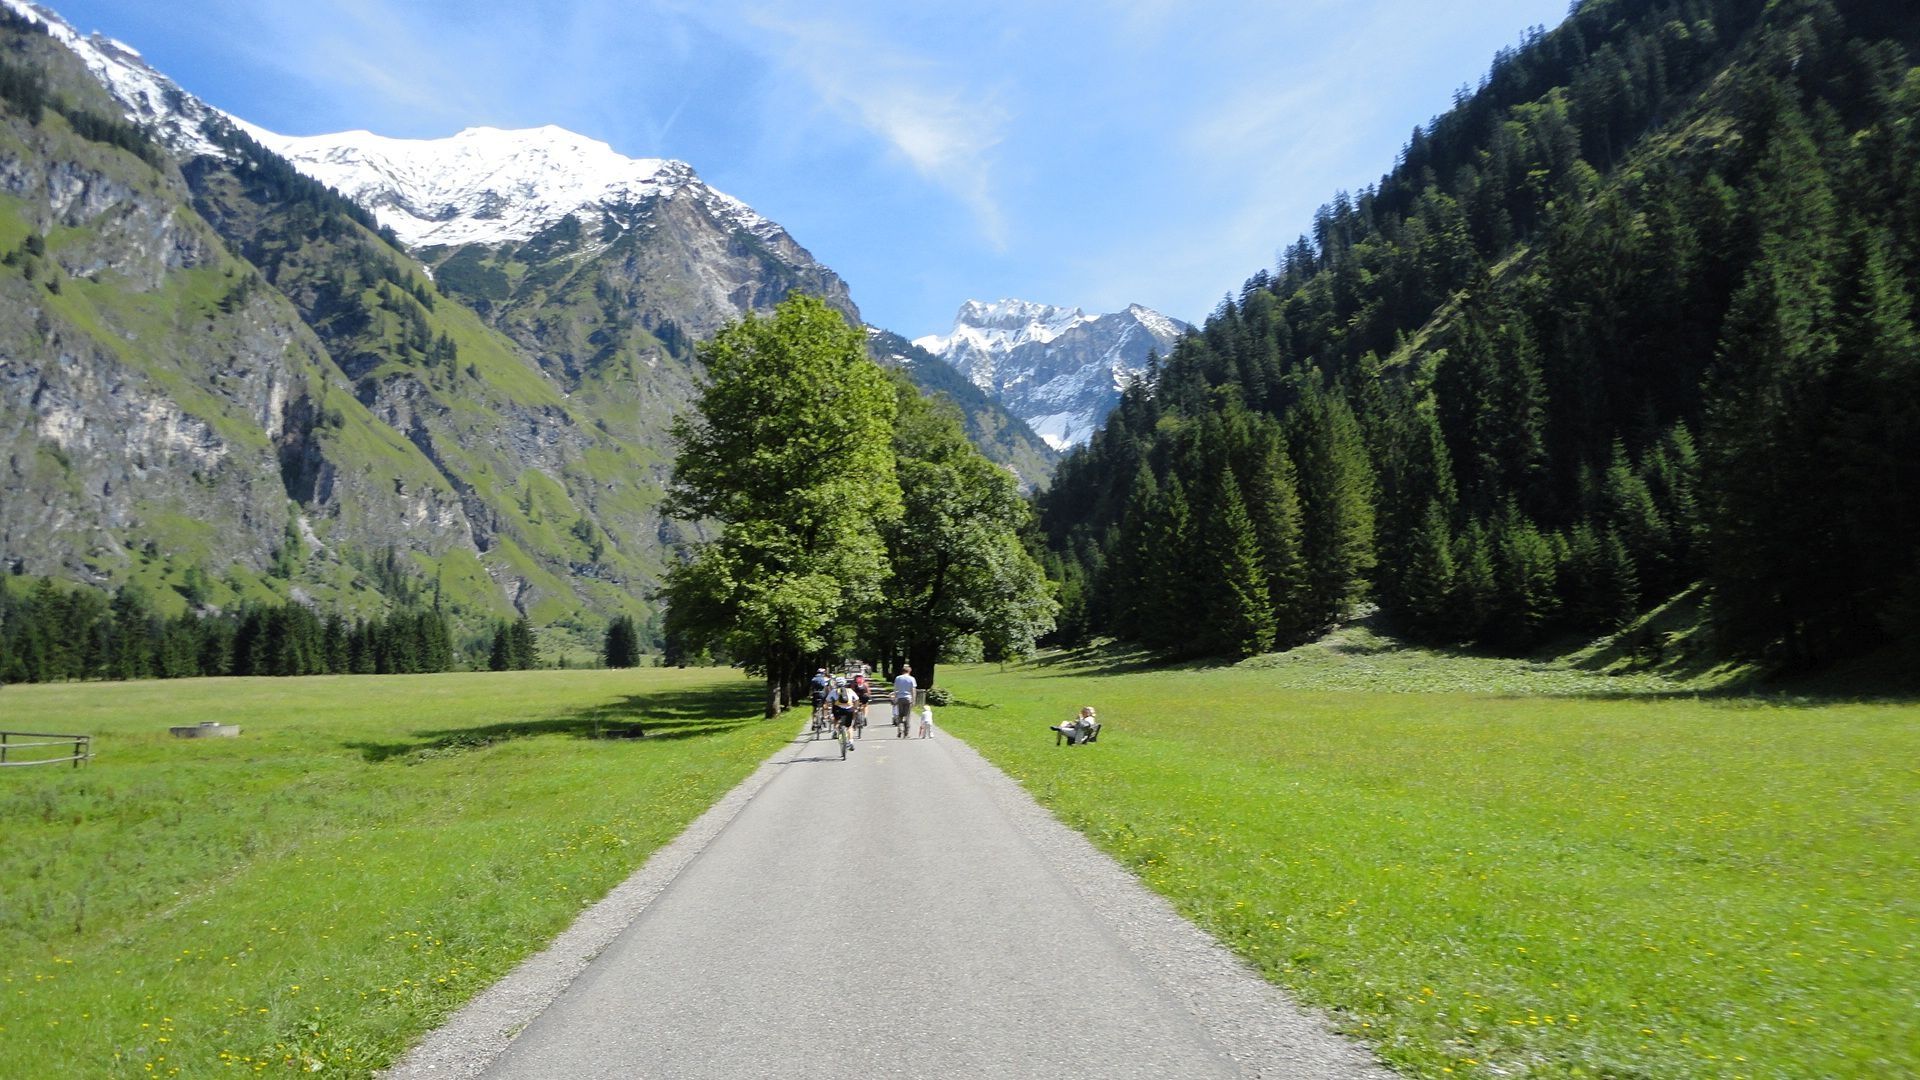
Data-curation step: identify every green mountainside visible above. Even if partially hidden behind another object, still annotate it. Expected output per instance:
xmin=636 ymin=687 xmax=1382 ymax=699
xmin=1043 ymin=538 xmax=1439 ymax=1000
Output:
xmin=1040 ymin=0 xmax=1920 ymax=673
xmin=865 ymin=327 xmax=1058 ymax=491
xmin=0 ymin=4 xmax=1053 ymax=659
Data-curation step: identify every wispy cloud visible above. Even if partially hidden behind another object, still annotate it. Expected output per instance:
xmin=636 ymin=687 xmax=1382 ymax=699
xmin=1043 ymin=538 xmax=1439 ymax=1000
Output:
xmin=737 ymin=8 xmax=1010 ymax=250
xmin=201 ymin=0 xmax=513 ymax=132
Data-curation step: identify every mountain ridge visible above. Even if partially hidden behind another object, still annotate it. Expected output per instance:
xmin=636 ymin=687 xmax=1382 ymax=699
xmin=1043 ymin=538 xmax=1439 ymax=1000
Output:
xmin=0 ymin=0 xmax=1056 ymax=649
xmin=915 ymin=297 xmax=1187 ymax=450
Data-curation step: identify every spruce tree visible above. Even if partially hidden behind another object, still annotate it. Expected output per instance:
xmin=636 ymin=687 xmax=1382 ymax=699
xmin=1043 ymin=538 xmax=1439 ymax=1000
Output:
xmin=489 ymin=623 xmax=513 ymax=672
xmin=604 ymin=615 xmax=641 ymax=668
xmin=1246 ymin=437 xmax=1312 ymax=646
xmin=510 ymin=616 xmax=537 ymax=670
xmin=1140 ymin=475 xmax=1197 ymax=650
xmin=1703 ymin=95 xmax=1841 ymax=663
xmin=1830 ymin=229 xmax=1920 ymax=642
xmin=1489 ymin=502 xmax=1560 ymax=649
xmin=1602 ymin=439 xmax=1669 ymax=595
xmin=1595 ymin=529 xmax=1641 ymax=631
xmin=1289 ymin=381 xmax=1376 ymax=632
xmin=1400 ymin=500 xmax=1458 ymax=640
xmin=1448 ymin=521 xmax=1497 ymax=642
xmin=1197 ymin=467 xmax=1277 ymax=658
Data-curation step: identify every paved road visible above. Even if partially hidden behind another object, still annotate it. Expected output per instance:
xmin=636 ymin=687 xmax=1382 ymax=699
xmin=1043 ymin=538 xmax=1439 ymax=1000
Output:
xmin=398 ymin=711 xmax=1391 ymax=1079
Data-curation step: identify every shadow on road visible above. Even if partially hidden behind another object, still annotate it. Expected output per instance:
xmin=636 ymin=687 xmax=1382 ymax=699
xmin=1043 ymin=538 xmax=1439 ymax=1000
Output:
xmin=345 ymin=682 xmax=768 ymax=763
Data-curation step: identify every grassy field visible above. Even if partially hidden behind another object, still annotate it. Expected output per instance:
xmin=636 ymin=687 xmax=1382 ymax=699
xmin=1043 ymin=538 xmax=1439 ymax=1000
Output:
xmin=0 ymin=668 xmax=788 ymax=1078
xmin=938 ymin=642 xmax=1919 ymax=1080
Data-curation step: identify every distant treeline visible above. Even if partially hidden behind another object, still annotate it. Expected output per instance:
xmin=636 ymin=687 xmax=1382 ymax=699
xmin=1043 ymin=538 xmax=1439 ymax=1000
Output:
xmin=1040 ymin=0 xmax=1920 ymax=668
xmin=0 ymin=579 xmax=454 ymax=683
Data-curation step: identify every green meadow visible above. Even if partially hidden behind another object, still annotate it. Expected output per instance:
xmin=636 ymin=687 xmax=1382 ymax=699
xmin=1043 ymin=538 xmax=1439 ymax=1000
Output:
xmin=0 ymin=668 xmax=788 ymax=1078
xmin=939 ymin=645 xmax=1919 ymax=1080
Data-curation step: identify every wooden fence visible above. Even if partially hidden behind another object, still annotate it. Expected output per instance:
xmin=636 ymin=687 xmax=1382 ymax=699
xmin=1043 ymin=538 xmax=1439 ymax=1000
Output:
xmin=0 ymin=731 xmax=93 ymax=769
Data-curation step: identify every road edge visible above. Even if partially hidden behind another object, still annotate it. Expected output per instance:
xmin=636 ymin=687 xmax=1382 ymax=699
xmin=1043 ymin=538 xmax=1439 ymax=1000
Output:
xmin=377 ymin=727 xmax=811 ymax=1078
xmin=939 ymin=733 xmax=1398 ymax=1079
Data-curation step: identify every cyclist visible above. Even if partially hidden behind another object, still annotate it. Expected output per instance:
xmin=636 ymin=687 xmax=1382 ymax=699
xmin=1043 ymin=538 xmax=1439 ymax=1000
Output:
xmin=808 ymin=667 xmax=832 ymax=737
xmin=828 ymin=679 xmax=861 ymax=753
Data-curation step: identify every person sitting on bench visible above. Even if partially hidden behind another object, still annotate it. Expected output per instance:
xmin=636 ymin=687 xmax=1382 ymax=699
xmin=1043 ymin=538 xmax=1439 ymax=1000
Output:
xmin=1051 ymin=706 xmax=1100 ymax=746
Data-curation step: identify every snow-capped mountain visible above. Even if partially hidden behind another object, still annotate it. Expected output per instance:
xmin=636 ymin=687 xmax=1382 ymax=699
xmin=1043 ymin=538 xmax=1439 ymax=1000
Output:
xmin=240 ymin=123 xmax=785 ymax=251
xmin=915 ymin=299 xmax=1187 ymax=450
xmin=3 ymin=0 xmax=226 ymax=155
xmin=0 ymin=0 xmax=789 ymax=256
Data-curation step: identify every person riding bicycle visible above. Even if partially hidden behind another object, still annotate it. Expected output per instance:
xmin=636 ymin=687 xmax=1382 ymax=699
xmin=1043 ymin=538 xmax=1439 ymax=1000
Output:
xmin=891 ymin=664 xmax=917 ymax=727
xmin=809 ymin=668 xmax=831 ymax=713
xmin=851 ymin=671 xmax=871 ymax=705
xmin=829 ymin=680 xmax=861 ymax=751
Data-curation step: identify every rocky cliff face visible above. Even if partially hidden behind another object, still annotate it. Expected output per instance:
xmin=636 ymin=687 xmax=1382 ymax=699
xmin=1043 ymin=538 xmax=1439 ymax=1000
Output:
xmin=0 ymin=0 xmax=1050 ymax=639
xmin=915 ymin=299 xmax=1188 ymax=450
xmin=1 ymin=9 xmax=471 ymax=616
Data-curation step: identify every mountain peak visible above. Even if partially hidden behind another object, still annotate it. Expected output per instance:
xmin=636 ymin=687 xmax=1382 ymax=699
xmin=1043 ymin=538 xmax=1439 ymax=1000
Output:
xmin=3 ymin=0 xmax=226 ymax=156
xmin=241 ymin=122 xmax=779 ymax=251
xmin=916 ymin=300 xmax=1187 ymax=450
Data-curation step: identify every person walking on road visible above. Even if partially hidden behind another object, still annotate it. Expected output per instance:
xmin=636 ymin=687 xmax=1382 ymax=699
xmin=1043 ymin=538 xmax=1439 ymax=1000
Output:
xmin=892 ymin=664 xmax=917 ymax=729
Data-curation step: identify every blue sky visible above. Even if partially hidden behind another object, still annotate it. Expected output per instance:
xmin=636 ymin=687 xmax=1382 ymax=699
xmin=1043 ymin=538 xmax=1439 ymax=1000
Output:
xmin=51 ymin=0 xmax=1572 ymax=338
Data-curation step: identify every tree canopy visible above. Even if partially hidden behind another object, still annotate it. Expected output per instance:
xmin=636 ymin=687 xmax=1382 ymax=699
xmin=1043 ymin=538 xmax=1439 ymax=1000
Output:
xmin=662 ymin=295 xmax=899 ymax=714
xmin=661 ymin=296 xmax=1056 ymax=708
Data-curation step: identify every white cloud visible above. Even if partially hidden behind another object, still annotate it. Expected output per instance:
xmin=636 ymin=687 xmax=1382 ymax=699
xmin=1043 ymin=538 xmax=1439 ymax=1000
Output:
xmin=735 ymin=8 xmax=1011 ymax=250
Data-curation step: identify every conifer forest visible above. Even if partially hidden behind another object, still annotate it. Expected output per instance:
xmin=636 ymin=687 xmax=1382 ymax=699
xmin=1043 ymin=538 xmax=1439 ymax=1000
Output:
xmin=1036 ymin=0 xmax=1920 ymax=671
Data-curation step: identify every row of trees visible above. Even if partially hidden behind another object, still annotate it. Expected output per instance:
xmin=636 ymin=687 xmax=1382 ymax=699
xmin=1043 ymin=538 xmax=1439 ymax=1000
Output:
xmin=0 ymin=580 xmax=457 ymax=683
xmin=661 ymin=295 xmax=1056 ymax=715
xmin=1040 ymin=0 xmax=1920 ymax=667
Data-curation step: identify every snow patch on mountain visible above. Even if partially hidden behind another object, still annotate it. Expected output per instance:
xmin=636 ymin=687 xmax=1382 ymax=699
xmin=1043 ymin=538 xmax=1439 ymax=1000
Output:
xmin=4 ymin=0 xmax=226 ymax=156
xmin=915 ymin=299 xmax=1187 ymax=450
xmin=240 ymin=123 xmax=784 ymax=251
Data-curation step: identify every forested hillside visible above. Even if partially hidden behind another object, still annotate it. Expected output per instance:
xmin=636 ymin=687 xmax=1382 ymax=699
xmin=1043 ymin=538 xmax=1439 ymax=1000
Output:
xmin=1039 ymin=0 xmax=1920 ymax=669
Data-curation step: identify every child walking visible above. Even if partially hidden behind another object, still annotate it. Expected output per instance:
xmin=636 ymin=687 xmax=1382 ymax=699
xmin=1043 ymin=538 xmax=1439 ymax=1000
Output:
xmin=918 ymin=705 xmax=934 ymax=739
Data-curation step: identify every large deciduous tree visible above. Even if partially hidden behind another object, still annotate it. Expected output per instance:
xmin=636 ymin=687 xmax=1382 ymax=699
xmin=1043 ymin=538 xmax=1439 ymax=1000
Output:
xmin=875 ymin=379 xmax=1056 ymax=690
xmin=661 ymin=295 xmax=899 ymax=716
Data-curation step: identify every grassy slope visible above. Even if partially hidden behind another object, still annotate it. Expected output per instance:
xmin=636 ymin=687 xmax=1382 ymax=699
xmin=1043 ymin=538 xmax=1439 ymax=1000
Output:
xmin=937 ymin=636 xmax=1918 ymax=1080
xmin=0 ymin=668 xmax=788 ymax=1078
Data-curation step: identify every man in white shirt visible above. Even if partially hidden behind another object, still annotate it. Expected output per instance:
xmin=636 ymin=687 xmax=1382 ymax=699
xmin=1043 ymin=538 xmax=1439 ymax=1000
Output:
xmin=892 ymin=664 xmax=917 ymax=727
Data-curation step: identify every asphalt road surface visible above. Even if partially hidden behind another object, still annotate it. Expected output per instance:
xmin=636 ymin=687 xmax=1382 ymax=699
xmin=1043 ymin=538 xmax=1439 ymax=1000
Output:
xmin=390 ymin=710 xmax=1392 ymax=1079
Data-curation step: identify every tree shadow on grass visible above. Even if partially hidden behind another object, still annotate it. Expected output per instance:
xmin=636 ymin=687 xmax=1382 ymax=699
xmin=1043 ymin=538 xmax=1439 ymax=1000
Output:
xmin=345 ymin=682 xmax=769 ymax=763
xmin=1012 ymin=641 xmax=1226 ymax=679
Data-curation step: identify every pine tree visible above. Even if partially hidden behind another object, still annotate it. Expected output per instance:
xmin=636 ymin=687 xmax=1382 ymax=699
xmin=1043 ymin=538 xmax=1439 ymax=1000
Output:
xmin=1289 ymin=381 xmax=1376 ymax=631
xmin=510 ymin=615 xmax=537 ymax=670
xmin=1595 ymin=529 xmax=1641 ymax=631
xmin=604 ymin=615 xmax=641 ymax=668
xmin=1197 ymin=467 xmax=1277 ymax=657
xmin=1448 ymin=521 xmax=1497 ymax=642
xmin=1140 ymin=475 xmax=1197 ymax=650
xmin=1401 ymin=500 xmax=1458 ymax=640
xmin=489 ymin=623 xmax=513 ymax=672
xmin=1830 ymin=229 xmax=1920 ymax=642
xmin=1702 ymin=94 xmax=1841 ymax=663
xmin=1489 ymin=501 xmax=1560 ymax=648
xmin=1602 ymin=439 xmax=1669 ymax=594
xmin=1245 ymin=436 xmax=1312 ymax=646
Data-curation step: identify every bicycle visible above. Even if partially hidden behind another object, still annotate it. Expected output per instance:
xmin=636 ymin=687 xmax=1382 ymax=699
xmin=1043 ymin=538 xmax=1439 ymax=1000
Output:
xmin=835 ymin=714 xmax=853 ymax=760
xmin=809 ymin=701 xmax=830 ymax=740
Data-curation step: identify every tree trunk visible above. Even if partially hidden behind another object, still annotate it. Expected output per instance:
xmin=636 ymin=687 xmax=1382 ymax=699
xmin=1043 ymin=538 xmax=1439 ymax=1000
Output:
xmin=764 ymin=647 xmax=785 ymax=719
xmin=909 ymin=637 xmax=938 ymax=696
